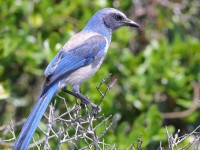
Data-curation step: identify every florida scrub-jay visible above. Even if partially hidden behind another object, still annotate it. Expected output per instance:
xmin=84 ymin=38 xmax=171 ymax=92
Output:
xmin=13 ymin=8 xmax=140 ymax=149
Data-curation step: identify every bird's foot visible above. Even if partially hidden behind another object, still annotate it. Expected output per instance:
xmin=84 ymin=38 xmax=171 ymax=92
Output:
xmin=91 ymin=104 xmax=101 ymax=118
xmin=62 ymin=89 xmax=101 ymax=117
xmin=74 ymin=92 xmax=101 ymax=117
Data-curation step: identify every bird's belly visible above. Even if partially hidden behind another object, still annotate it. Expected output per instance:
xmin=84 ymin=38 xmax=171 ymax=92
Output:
xmin=63 ymin=57 xmax=105 ymax=86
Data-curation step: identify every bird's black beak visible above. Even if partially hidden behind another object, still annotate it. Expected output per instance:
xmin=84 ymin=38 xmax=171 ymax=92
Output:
xmin=123 ymin=19 xmax=140 ymax=28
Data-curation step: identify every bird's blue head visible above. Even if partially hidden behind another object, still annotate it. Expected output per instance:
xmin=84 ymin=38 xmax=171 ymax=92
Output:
xmin=83 ymin=8 xmax=140 ymax=39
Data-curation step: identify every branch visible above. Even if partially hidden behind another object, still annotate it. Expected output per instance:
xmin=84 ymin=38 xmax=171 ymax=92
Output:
xmin=161 ymin=81 xmax=200 ymax=119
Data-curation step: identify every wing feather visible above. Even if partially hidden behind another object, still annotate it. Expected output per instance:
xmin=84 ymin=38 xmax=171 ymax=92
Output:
xmin=45 ymin=34 xmax=107 ymax=85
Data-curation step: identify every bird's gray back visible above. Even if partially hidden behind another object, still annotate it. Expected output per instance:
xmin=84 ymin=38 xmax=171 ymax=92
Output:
xmin=44 ymin=31 xmax=110 ymax=88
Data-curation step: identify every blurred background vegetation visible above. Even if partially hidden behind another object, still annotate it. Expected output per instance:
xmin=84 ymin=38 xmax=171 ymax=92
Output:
xmin=0 ymin=0 xmax=200 ymax=149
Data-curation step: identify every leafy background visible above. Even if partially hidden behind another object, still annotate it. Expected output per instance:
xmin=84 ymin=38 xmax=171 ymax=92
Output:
xmin=0 ymin=0 xmax=199 ymax=149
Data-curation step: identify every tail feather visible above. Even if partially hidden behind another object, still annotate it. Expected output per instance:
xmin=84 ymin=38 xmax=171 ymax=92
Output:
xmin=13 ymin=82 xmax=58 ymax=150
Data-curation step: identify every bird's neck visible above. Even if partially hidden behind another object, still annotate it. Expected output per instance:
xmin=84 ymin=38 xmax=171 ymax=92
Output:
xmin=83 ymin=17 xmax=112 ymax=42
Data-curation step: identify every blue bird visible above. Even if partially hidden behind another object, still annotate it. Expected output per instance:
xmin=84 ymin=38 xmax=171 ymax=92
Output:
xmin=13 ymin=8 xmax=140 ymax=150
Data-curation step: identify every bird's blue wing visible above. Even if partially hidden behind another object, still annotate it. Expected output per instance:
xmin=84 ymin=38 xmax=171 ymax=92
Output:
xmin=44 ymin=50 xmax=64 ymax=76
xmin=45 ymin=35 xmax=107 ymax=85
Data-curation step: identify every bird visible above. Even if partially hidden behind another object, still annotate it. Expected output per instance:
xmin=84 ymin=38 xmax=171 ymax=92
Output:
xmin=13 ymin=8 xmax=140 ymax=150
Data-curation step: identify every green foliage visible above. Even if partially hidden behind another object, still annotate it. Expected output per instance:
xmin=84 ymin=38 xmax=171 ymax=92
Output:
xmin=0 ymin=0 xmax=199 ymax=149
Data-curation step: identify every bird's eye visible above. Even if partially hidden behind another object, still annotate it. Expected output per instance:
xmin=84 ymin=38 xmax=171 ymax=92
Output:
xmin=115 ymin=14 xmax=123 ymax=21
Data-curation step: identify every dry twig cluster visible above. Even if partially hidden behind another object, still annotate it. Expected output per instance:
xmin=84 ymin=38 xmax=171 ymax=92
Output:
xmin=0 ymin=75 xmax=199 ymax=149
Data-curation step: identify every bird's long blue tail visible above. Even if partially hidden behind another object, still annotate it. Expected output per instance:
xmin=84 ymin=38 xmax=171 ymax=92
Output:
xmin=13 ymin=82 xmax=58 ymax=150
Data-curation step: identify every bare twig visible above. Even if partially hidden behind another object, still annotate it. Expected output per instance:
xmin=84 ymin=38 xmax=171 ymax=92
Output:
xmin=166 ymin=125 xmax=200 ymax=150
xmin=96 ymin=73 xmax=117 ymax=107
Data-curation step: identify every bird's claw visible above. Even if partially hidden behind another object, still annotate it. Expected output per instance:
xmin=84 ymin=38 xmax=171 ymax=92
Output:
xmin=79 ymin=98 xmax=101 ymax=117
xmin=62 ymin=89 xmax=101 ymax=117
xmin=92 ymin=105 xmax=101 ymax=118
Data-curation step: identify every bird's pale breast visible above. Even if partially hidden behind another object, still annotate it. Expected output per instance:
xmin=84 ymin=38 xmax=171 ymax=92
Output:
xmin=61 ymin=36 xmax=109 ymax=87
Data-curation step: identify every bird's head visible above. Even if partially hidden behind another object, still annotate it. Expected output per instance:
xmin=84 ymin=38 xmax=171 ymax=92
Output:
xmin=101 ymin=8 xmax=140 ymax=31
xmin=83 ymin=8 xmax=140 ymax=38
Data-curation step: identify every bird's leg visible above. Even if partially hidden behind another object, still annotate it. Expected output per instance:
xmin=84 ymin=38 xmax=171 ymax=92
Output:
xmin=62 ymin=84 xmax=101 ymax=116
xmin=72 ymin=84 xmax=100 ymax=115
xmin=72 ymin=84 xmax=86 ymax=106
